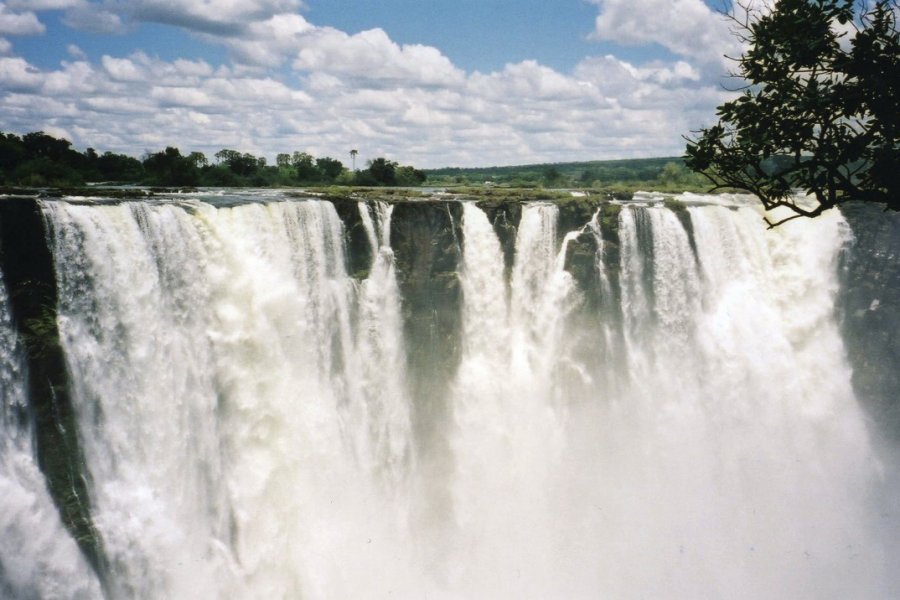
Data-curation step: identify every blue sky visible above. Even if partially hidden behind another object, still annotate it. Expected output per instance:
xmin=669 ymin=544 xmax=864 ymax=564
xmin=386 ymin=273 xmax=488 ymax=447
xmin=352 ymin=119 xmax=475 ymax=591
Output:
xmin=0 ymin=0 xmax=739 ymax=168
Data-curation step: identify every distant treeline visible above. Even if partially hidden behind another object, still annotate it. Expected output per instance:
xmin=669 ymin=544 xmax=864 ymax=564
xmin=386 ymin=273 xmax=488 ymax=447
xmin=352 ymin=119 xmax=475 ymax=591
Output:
xmin=0 ymin=131 xmax=426 ymax=188
xmin=425 ymin=157 xmax=710 ymax=192
xmin=1 ymin=130 xmax=713 ymax=192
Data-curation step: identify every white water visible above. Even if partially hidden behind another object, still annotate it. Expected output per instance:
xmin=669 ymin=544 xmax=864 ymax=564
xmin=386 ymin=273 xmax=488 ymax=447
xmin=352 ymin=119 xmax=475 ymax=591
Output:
xmin=0 ymin=270 xmax=101 ymax=599
xmin=447 ymin=203 xmax=582 ymax=597
xmin=443 ymin=200 xmax=885 ymax=598
xmin=42 ymin=199 xmax=417 ymax=599
xmin=355 ymin=201 xmax=411 ymax=486
xmin=3 ymin=194 xmax=891 ymax=598
xmin=575 ymin=203 xmax=883 ymax=598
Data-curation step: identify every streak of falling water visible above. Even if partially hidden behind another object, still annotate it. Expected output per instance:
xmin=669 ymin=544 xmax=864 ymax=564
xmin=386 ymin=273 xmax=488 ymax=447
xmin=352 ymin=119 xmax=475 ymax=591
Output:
xmin=354 ymin=201 xmax=412 ymax=486
xmin=448 ymin=202 xmax=579 ymax=598
xmin=586 ymin=206 xmax=611 ymax=301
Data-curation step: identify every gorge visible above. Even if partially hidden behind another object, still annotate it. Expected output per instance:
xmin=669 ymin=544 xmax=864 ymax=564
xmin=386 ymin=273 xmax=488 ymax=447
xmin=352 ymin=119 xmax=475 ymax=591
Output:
xmin=0 ymin=190 xmax=898 ymax=599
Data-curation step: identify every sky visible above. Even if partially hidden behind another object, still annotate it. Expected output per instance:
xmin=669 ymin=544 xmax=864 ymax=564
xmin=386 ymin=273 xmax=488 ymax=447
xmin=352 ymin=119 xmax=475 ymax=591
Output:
xmin=0 ymin=0 xmax=742 ymax=168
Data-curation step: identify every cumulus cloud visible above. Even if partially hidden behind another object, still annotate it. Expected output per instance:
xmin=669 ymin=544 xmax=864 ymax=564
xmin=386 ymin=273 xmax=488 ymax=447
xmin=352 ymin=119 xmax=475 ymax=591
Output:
xmin=0 ymin=45 xmax=728 ymax=167
xmin=575 ymin=55 xmax=702 ymax=94
xmin=589 ymin=0 xmax=739 ymax=70
xmin=0 ymin=56 xmax=43 ymax=90
xmin=0 ymin=37 xmax=10 ymax=54
xmin=101 ymin=55 xmax=147 ymax=81
xmin=48 ymin=2 xmax=464 ymax=90
xmin=196 ymin=13 xmax=465 ymax=89
xmin=291 ymin=27 xmax=466 ymax=88
xmin=209 ymin=13 xmax=315 ymax=66
xmin=0 ymin=4 xmax=733 ymax=167
xmin=470 ymin=60 xmax=599 ymax=102
xmin=0 ymin=3 xmax=45 ymax=35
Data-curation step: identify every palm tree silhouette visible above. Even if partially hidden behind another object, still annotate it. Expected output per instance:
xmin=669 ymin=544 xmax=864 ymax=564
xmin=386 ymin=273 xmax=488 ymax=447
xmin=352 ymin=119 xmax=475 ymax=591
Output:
xmin=350 ymin=149 xmax=358 ymax=172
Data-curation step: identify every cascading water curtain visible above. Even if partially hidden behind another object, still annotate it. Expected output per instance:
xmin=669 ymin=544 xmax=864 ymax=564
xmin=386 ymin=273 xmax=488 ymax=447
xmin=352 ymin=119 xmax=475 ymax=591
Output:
xmin=445 ymin=199 xmax=886 ymax=599
xmin=2 ymin=193 xmax=890 ymax=599
xmin=42 ymin=198 xmax=418 ymax=599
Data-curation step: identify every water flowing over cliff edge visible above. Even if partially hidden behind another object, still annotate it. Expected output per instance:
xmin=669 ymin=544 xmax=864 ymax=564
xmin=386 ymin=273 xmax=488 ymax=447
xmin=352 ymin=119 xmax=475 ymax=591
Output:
xmin=0 ymin=189 xmax=898 ymax=599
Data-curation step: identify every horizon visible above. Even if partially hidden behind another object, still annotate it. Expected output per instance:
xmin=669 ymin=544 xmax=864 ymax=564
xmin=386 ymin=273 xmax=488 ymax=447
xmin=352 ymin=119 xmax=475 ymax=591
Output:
xmin=0 ymin=0 xmax=738 ymax=169
xmin=2 ymin=126 xmax=686 ymax=173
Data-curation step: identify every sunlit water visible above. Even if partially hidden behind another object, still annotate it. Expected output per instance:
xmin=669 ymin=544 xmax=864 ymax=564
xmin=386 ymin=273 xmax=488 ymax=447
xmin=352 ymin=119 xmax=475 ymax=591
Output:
xmin=0 ymin=192 xmax=894 ymax=598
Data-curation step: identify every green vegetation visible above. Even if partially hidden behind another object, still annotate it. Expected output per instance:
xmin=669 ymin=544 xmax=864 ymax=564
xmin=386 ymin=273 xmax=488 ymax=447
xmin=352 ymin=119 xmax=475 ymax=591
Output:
xmin=686 ymin=0 xmax=899 ymax=227
xmin=0 ymin=130 xmax=425 ymax=189
xmin=1 ymin=130 xmax=723 ymax=195
xmin=425 ymin=157 xmax=710 ymax=192
xmin=22 ymin=304 xmax=61 ymax=360
xmin=0 ymin=131 xmax=141 ymax=187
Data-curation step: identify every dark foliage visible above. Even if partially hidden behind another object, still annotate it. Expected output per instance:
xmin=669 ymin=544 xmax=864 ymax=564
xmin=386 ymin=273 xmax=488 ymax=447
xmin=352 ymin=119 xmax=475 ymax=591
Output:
xmin=685 ymin=0 xmax=900 ymax=227
xmin=367 ymin=157 xmax=398 ymax=186
xmin=143 ymin=147 xmax=200 ymax=186
xmin=0 ymin=130 xmax=427 ymax=188
xmin=316 ymin=157 xmax=345 ymax=181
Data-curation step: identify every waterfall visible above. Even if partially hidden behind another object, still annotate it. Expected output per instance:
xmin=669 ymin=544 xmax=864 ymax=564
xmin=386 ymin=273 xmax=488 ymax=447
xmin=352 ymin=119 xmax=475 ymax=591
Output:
xmin=586 ymin=207 xmax=611 ymax=301
xmin=41 ymin=198 xmax=418 ymax=599
xmin=0 ymin=268 xmax=101 ymax=599
xmin=354 ymin=201 xmax=411 ymax=486
xmin=446 ymin=200 xmax=884 ymax=599
xmin=448 ymin=203 xmax=581 ymax=596
xmin=2 ymin=192 xmax=893 ymax=599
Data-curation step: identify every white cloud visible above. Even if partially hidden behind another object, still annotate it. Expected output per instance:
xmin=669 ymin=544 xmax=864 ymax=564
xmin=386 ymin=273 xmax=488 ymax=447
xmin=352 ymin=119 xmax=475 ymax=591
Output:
xmin=7 ymin=0 xmax=81 ymax=8
xmin=589 ymin=0 xmax=738 ymax=70
xmin=57 ymin=0 xmax=303 ymax=35
xmin=470 ymin=61 xmax=600 ymax=102
xmin=101 ymin=55 xmax=147 ymax=81
xmin=67 ymin=44 xmax=86 ymax=59
xmin=0 ymin=56 xmax=42 ymax=89
xmin=0 ymin=37 xmax=10 ymax=54
xmin=173 ymin=58 xmax=213 ymax=77
xmin=130 ymin=0 xmax=303 ymax=34
xmin=210 ymin=13 xmax=465 ymax=89
xmin=0 ymin=3 xmax=45 ymax=35
xmin=213 ymin=13 xmax=314 ymax=66
xmin=82 ymin=95 xmax=156 ymax=114
xmin=62 ymin=6 xmax=125 ymax=34
xmin=151 ymin=85 xmax=213 ymax=108
xmin=291 ymin=27 xmax=465 ymax=88
xmin=0 ymin=7 xmax=733 ymax=167
xmin=0 ymin=48 xmax=728 ymax=166
xmin=42 ymin=60 xmax=98 ymax=94
xmin=574 ymin=55 xmax=703 ymax=98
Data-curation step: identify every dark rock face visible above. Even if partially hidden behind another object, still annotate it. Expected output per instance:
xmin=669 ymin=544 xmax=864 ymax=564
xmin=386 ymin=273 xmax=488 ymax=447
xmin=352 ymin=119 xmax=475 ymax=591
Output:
xmin=476 ymin=199 xmax=521 ymax=277
xmin=330 ymin=196 xmax=373 ymax=279
xmin=390 ymin=201 xmax=463 ymax=437
xmin=0 ymin=198 xmax=104 ymax=576
xmin=839 ymin=203 xmax=900 ymax=442
xmin=389 ymin=200 xmax=464 ymax=529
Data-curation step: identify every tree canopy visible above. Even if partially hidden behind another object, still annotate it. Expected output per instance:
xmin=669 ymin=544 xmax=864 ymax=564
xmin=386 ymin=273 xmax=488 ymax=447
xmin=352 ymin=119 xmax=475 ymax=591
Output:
xmin=685 ymin=0 xmax=899 ymax=227
xmin=0 ymin=130 xmax=426 ymax=189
